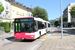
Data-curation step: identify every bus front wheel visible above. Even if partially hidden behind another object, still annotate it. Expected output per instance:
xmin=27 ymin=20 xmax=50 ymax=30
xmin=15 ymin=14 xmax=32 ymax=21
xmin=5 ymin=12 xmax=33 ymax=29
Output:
xmin=39 ymin=31 xmax=41 ymax=37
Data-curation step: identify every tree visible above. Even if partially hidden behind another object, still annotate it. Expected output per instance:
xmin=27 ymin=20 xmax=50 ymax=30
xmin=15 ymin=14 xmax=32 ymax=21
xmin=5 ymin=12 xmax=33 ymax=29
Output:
xmin=0 ymin=3 xmax=4 ymax=14
xmin=63 ymin=17 xmax=67 ymax=22
xmin=32 ymin=6 xmax=48 ymax=21
xmin=70 ymin=6 xmax=75 ymax=27
xmin=58 ymin=17 xmax=61 ymax=23
xmin=58 ymin=17 xmax=67 ymax=23
xmin=70 ymin=6 xmax=75 ymax=18
xmin=54 ymin=21 xmax=59 ymax=27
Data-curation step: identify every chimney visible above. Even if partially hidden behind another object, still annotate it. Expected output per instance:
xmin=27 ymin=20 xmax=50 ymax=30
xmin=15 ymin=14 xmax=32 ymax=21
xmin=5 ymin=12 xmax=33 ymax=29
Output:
xmin=31 ymin=5 xmax=32 ymax=9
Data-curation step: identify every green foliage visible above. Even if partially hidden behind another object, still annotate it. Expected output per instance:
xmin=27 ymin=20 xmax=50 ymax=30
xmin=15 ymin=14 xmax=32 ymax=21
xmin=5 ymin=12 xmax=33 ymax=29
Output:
xmin=71 ymin=22 xmax=75 ymax=27
xmin=0 ymin=22 xmax=11 ymax=32
xmin=32 ymin=6 xmax=48 ymax=21
xmin=0 ymin=23 xmax=1 ymax=27
xmin=63 ymin=17 xmax=67 ymax=22
xmin=58 ymin=17 xmax=61 ymax=23
xmin=0 ymin=4 xmax=4 ymax=14
xmin=54 ymin=21 xmax=59 ymax=27
xmin=0 ymin=22 xmax=4 ymax=27
xmin=71 ymin=22 xmax=74 ymax=25
xmin=58 ymin=17 xmax=67 ymax=23
xmin=70 ymin=6 xmax=75 ymax=18
xmin=4 ymin=22 xmax=11 ymax=32
xmin=68 ymin=23 xmax=72 ymax=27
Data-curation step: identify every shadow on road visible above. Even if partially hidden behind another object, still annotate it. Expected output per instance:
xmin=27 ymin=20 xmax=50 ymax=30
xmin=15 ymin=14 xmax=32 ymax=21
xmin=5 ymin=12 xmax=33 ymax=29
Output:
xmin=5 ymin=36 xmax=35 ymax=42
xmin=53 ymin=31 xmax=67 ymax=33
xmin=52 ymin=28 xmax=75 ymax=36
xmin=63 ymin=28 xmax=75 ymax=35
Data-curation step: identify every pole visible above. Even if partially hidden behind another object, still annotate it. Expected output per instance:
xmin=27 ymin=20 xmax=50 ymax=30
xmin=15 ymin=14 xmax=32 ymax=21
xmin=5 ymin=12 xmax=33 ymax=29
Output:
xmin=60 ymin=0 xmax=63 ymax=39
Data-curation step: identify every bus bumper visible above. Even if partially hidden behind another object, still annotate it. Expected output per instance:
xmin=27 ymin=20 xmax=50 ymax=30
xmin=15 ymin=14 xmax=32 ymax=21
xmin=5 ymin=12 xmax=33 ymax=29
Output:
xmin=14 ymin=34 xmax=35 ymax=40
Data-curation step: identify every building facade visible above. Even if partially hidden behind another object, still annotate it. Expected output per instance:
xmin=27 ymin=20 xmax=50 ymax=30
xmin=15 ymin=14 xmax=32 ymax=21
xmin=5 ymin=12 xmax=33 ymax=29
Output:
xmin=0 ymin=0 xmax=11 ymax=22
xmin=63 ymin=3 xmax=75 ymax=23
xmin=0 ymin=0 xmax=32 ymax=23
xmin=10 ymin=2 xmax=28 ymax=22
xmin=26 ymin=7 xmax=33 ymax=17
xmin=6 ymin=0 xmax=29 ymax=22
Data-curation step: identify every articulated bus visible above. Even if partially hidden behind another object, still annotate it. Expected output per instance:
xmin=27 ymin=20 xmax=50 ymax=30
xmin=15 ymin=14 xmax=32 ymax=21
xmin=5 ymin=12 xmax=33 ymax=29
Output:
xmin=14 ymin=17 xmax=51 ymax=40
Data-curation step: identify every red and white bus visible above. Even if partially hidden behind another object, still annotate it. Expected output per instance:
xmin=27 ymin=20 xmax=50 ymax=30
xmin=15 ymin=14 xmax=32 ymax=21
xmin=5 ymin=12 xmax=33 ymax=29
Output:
xmin=14 ymin=17 xmax=51 ymax=40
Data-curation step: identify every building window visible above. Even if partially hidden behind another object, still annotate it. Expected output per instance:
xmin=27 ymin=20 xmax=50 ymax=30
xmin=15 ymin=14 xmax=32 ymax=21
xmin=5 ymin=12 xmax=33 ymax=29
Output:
xmin=11 ymin=0 xmax=15 ymax=3
xmin=29 ymin=14 xmax=30 ymax=16
xmin=3 ymin=12 xmax=6 ymax=18
xmin=17 ymin=11 xmax=19 ymax=15
xmin=9 ymin=13 xmax=10 ymax=18
xmin=9 ymin=15 xmax=10 ymax=18
xmin=18 ymin=3 xmax=20 ymax=5
xmin=6 ymin=4 xmax=8 ymax=9
xmin=6 ymin=13 xmax=8 ymax=18
xmin=23 ymin=13 xmax=24 ymax=16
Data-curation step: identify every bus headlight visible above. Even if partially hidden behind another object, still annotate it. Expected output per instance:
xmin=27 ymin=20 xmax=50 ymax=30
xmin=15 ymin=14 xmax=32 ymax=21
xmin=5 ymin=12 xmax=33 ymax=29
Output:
xmin=31 ymin=36 xmax=33 ymax=37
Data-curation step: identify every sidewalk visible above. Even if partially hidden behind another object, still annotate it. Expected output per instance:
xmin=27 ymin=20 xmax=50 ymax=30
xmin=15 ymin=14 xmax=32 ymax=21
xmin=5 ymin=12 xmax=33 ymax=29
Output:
xmin=0 ymin=31 xmax=14 ymax=47
xmin=0 ymin=31 xmax=14 ymax=37
xmin=38 ymin=30 xmax=75 ymax=50
xmin=0 ymin=31 xmax=14 ymax=41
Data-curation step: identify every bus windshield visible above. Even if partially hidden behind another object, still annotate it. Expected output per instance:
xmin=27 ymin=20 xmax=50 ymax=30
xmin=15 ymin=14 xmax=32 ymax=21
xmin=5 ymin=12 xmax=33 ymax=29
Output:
xmin=14 ymin=18 xmax=37 ymax=32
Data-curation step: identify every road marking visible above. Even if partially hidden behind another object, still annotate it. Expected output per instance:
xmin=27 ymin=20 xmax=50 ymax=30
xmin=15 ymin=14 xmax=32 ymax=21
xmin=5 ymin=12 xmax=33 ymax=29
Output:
xmin=36 ymin=39 xmax=38 ymax=40
xmin=73 ymin=36 xmax=75 ymax=37
xmin=53 ymin=27 xmax=55 ymax=28
xmin=36 ymin=36 xmax=44 ymax=40
xmin=40 ymin=36 xmax=43 ymax=38
xmin=42 ymin=36 xmax=49 ymax=40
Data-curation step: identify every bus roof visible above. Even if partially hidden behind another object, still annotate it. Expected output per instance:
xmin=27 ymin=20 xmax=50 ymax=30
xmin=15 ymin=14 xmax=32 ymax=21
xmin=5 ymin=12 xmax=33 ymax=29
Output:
xmin=14 ymin=17 xmax=50 ymax=24
xmin=15 ymin=17 xmax=34 ymax=19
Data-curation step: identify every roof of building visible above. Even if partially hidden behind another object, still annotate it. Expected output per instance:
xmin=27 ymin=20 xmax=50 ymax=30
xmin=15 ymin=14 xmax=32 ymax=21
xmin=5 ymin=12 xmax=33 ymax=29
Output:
xmin=5 ymin=0 xmax=32 ymax=12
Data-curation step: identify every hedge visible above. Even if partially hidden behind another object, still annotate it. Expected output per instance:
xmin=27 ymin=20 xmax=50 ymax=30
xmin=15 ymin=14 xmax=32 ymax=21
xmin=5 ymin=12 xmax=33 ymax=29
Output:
xmin=0 ymin=22 xmax=11 ymax=32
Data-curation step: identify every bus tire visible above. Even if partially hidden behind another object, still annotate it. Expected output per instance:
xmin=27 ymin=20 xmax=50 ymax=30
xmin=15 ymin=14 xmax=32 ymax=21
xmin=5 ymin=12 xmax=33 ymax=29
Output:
xmin=39 ymin=31 xmax=41 ymax=37
xmin=46 ymin=30 xmax=47 ymax=33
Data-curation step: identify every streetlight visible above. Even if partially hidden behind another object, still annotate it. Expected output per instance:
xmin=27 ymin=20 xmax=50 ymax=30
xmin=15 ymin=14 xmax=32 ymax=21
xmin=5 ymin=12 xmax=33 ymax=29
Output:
xmin=60 ymin=0 xmax=63 ymax=39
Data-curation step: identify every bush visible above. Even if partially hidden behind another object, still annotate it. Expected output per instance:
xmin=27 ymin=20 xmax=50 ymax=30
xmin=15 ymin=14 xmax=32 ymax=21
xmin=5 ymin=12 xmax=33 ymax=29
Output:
xmin=0 ymin=23 xmax=1 ymax=27
xmin=0 ymin=22 xmax=11 ymax=32
xmin=0 ymin=22 xmax=4 ymax=27
xmin=68 ymin=23 xmax=72 ymax=27
xmin=4 ymin=22 xmax=11 ymax=32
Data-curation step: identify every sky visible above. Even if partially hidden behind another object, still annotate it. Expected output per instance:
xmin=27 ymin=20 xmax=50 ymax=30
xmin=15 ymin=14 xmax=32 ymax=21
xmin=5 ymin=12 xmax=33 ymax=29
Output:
xmin=15 ymin=0 xmax=75 ymax=20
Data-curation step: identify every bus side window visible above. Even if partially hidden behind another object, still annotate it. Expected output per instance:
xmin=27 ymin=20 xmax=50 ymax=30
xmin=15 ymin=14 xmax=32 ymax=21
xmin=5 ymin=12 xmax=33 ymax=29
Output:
xmin=38 ymin=21 xmax=42 ymax=29
xmin=42 ymin=24 xmax=44 ymax=28
xmin=33 ymin=21 xmax=38 ymax=31
xmin=44 ymin=22 xmax=46 ymax=28
xmin=48 ymin=23 xmax=50 ymax=27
